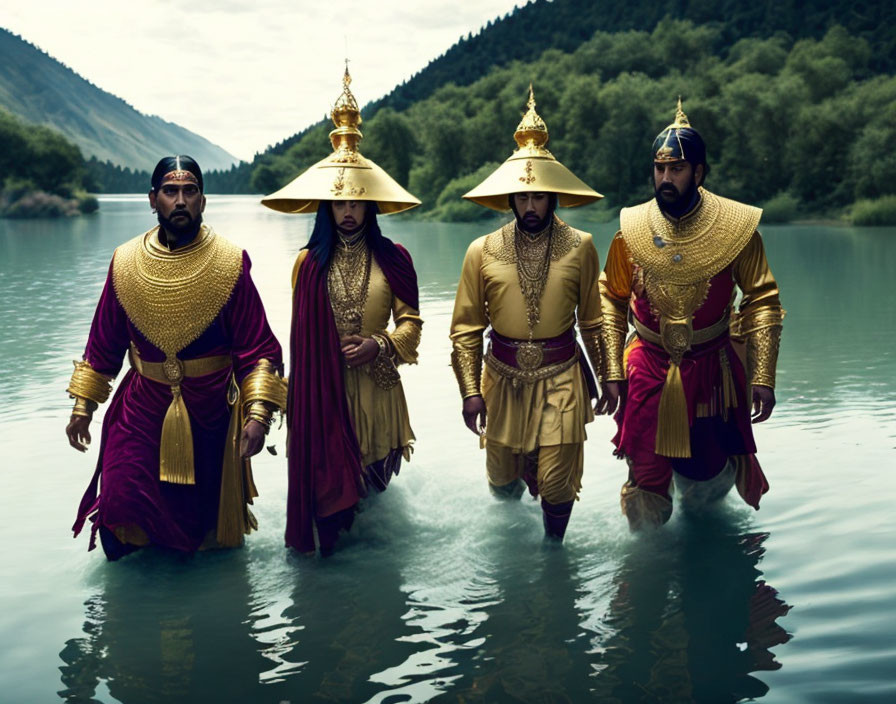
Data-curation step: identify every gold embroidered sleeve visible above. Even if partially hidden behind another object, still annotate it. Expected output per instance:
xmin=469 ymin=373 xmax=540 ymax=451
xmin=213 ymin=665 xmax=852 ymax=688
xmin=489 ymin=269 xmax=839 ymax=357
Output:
xmin=577 ymin=233 xmax=604 ymax=380
xmin=67 ymin=359 xmax=113 ymax=413
xmin=386 ymin=297 xmax=422 ymax=365
xmin=241 ymin=359 xmax=288 ymax=428
xmin=599 ymin=233 xmax=633 ymax=381
xmin=732 ymin=231 xmax=785 ymax=388
xmin=746 ymin=326 xmax=781 ymax=389
xmin=449 ymin=239 xmax=488 ymax=399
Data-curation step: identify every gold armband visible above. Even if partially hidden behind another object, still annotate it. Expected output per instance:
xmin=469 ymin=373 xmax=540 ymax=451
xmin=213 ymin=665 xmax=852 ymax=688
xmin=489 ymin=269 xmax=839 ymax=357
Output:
xmin=733 ymin=306 xmax=786 ymax=337
xmin=747 ymin=325 xmax=782 ymax=389
xmin=451 ymin=347 xmax=482 ymax=399
xmin=579 ymin=324 xmax=604 ymax=382
xmin=240 ymin=359 xmax=287 ymax=416
xmin=67 ymin=359 xmax=112 ymax=405
xmin=601 ymin=315 xmax=628 ymax=382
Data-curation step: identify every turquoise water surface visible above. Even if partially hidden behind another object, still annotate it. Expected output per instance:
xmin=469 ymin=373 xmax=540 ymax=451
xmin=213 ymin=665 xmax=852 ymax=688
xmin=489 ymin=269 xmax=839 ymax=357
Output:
xmin=0 ymin=196 xmax=893 ymax=703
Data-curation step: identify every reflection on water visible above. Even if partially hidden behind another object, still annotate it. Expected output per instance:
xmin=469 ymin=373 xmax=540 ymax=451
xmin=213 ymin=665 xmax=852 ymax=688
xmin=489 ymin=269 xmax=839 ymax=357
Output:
xmin=592 ymin=513 xmax=790 ymax=703
xmin=55 ymin=506 xmax=790 ymax=704
xmin=0 ymin=197 xmax=893 ymax=702
xmin=58 ymin=551 xmax=266 ymax=704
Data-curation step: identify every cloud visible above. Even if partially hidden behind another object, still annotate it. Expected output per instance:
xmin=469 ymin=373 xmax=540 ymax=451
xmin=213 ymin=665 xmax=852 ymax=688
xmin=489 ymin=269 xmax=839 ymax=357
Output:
xmin=4 ymin=0 xmax=521 ymax=160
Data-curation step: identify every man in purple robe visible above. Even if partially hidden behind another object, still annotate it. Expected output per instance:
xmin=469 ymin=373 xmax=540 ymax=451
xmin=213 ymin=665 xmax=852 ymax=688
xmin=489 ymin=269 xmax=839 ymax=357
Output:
xmin=65 ymin=156 xmax=287 ymax=560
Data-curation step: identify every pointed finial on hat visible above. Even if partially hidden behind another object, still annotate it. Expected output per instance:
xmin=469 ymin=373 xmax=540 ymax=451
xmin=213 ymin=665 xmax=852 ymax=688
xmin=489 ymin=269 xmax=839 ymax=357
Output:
xmin=330 ymin=62 xmax=363 ymax=157
xmin=514 ymin=83 xmax=549 ymax=151
xmin=671 ymin=96 xmax=691 ymax=129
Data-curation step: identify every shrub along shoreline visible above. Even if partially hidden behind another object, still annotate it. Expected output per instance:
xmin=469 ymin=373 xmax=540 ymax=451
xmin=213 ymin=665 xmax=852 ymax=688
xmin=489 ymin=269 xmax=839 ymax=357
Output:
xmin=0 ymin=109 xmax=98 ymax=219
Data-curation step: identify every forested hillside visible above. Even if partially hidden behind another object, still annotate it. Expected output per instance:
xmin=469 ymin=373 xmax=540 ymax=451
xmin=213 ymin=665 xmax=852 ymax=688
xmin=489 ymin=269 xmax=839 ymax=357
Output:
xmin=245 ymin=21 xmax=896 ymax=221
xmin=255 ymin=0 xmax=894 ymax=163
xmin=0 ymin=28 xmax=239 ymax=172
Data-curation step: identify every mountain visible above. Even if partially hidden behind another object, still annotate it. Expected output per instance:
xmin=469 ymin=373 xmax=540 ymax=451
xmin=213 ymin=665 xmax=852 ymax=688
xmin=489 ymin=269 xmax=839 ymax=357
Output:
xmin=0 ymin=28 xmax=239 ymax=172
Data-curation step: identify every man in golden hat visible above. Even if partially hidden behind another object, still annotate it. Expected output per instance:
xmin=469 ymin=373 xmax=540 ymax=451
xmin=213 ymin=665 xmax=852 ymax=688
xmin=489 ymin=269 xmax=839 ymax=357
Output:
xmin=599 ymin=100 xmax=784 ymax=529
xmin=262 ymin=67 xmax=422 ymax=556
xmin=66 ymin=155 xmax=287 ymax=560
xmin=450 ymin=87 xmax=604 ymax=541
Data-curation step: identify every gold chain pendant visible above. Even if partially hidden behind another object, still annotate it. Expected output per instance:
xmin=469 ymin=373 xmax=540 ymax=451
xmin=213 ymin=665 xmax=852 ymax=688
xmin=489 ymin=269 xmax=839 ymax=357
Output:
xmin=328 ymin=237 xmax=371 ymax=336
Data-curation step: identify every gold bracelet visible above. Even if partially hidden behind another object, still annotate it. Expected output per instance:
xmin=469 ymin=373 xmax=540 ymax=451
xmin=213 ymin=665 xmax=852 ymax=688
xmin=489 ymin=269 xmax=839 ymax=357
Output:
xmin=244 ymin=401 xmax=274 ymax=434
xmin=580 ymin=325 xmax=604 ymax=383
xmin=451 ymin=347 xmax=482 ymax=399
xmin=67 ymin=359 xmax=112 ymax=405
xmin=241 ymin=359 xmax=287 ymax=412
xmin=71 ymin=396 xmax=94 ymax=418
xmin=372 ymin=333 xmax=389 ymax=358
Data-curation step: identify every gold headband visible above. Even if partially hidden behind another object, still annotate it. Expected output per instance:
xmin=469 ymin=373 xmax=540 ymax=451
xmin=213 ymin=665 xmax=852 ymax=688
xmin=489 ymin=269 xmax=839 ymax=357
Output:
xmin=161 ymin=170 xmax=199 ymax=184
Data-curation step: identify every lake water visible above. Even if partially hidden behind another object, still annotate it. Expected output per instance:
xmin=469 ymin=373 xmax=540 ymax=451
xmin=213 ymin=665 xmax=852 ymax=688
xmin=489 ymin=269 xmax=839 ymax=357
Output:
xmin=0 ymin=196 xmax=893 ymax=703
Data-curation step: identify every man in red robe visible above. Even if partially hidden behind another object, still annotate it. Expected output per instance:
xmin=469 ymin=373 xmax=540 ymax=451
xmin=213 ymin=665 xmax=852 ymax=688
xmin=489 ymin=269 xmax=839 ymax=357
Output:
xmin=599 ymin=101 xmax=785 ymax=529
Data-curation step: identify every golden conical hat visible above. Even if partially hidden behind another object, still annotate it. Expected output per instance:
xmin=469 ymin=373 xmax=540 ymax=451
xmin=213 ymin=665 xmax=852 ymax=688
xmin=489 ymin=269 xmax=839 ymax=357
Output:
xmin=261 ymin=67 xmax=421 ymax=215
xmin=463 ymin=85 xmax=602 ymax=211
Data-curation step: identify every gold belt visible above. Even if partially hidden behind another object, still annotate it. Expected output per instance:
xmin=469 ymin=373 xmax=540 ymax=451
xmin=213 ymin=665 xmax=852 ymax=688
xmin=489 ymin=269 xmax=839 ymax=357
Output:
xmin=632 ymin=312 xmax=730 ymax=349
xmin=485 ymin=346 xmax=580 ymax=385
xmin=129 ymin=344 xmax=231 ymax=384
xmin=128 ymin=343 xmax=233 ymax=486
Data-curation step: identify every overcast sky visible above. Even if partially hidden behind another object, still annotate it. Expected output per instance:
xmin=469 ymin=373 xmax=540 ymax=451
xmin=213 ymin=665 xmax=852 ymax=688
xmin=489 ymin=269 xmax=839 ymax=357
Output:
xmin=4 ymin=0 xmax=523 ymax=161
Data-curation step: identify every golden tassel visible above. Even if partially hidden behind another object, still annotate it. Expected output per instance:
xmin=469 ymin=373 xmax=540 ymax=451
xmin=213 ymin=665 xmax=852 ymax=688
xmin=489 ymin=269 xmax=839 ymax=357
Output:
xmin=159 ymin=385 xmax=196 ymax=484
xmin=216 ymin=389 xmax=246 ymax=547
xmin=655 ymin=362 xmax=691 ymax=458
xmin=216 ymin=378 xmax=258 ymax=547
xmin=719 ymin=349 xmax=738 ymax=422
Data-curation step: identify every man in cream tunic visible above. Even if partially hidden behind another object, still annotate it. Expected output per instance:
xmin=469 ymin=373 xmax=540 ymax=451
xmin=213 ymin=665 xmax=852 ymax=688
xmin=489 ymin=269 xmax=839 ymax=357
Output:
xmin=450 ymin=87 xmax=605 ymax=541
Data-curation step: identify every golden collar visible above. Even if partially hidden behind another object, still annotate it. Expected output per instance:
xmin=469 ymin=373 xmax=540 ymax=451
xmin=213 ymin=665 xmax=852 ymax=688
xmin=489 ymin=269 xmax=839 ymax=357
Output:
xmin=112 ymin=225 xmax=243 ymax=356
xmin=620 ymin=188 xmax=761 ymax=285
xmin=483 ymin=215 xmax=582 ymax=264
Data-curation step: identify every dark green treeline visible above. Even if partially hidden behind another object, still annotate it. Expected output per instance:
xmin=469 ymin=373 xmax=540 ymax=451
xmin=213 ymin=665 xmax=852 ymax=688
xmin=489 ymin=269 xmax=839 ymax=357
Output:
xmin=0 ymin=108 xmax=97 ymax=217
xmin=248 ymin=22 xmax=896 ymax=221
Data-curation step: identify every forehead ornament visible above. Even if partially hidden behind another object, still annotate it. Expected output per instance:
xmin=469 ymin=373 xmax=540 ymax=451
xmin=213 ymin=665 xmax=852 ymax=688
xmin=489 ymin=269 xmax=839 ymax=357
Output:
xmin=161 ymin=170 xmax=199 ymax=185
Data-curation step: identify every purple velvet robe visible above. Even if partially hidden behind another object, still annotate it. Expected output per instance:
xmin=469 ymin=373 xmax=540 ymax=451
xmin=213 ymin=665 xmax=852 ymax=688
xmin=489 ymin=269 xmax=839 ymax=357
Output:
xmin=72 ymin=250 xmax=283 ymax=552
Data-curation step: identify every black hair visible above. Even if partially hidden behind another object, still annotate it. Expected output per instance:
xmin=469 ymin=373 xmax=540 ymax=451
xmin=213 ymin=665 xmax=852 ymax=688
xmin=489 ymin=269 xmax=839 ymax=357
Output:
xmin=305 ymin=200 xmax=385 ymax=267
xmin=150 ymin=155 xmax=204 ymax=192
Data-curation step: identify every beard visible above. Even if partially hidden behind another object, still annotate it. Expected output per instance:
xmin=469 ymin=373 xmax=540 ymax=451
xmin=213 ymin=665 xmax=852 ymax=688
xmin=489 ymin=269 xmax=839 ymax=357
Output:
xmin=158 ymin=209 xmax=203 ymax=246
xmin=655 ymin=178 xmax=699 ymax=218
xmin=514 ymin=207 xmax=553 ymax=234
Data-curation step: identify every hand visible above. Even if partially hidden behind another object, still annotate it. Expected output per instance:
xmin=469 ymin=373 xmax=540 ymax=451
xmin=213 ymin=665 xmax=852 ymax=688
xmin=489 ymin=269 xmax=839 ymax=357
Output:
xmin=66 ymin=414 xmax=92 ymax=452
xmin=240 ymin=419 xmax=267 ymax=458
xmin=751 ymin=385 xmax=776 ymax=423
xmin=462 ymin=395 xmax=487 ymax=436
xmin=597 ymin=381 xmax=627 ymax=416
xmin=341 ymin=335 xmax=380 ymax=368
